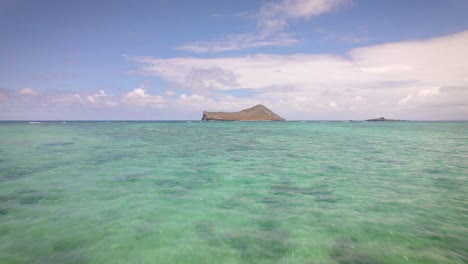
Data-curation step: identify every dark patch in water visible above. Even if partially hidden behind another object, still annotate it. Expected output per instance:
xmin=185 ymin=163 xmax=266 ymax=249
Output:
xmin=2 ymin=163 xmax=73 ymax=182
xmin=36 ymin=142 xmax=76 ymax=153
xmin=0 ymin=207 xmax=8 ymax=215
xmin=155 ymin=178 xmax=182 ymax=187
xmin=314 ymin=193 xmax=338 ymax=203
xmin=260 ymin=197 xmax=276 ymax=204
xmin=0 ymin=226 xmax=8 ymax=236
xmin=194 ymin=222 xmax=219 ymax=245
xmin=413 ymin=229 xmax=468 ymax=262
xmin=0 ymin=190 xmax=59 ymax=205
xmin=1 ymin=167 xmax=34 ymax=181
xmin=187 ymin=170 xmax=222 ymax=186
xmin=52 ymin=238 xmax=85 ymax=252
xmin=270 ymin=183 xmax=339 ymax=203
xmin=19 ymin=193 xmax=47 ymax=205
xmin=363 ymin=156 xmax=400 ymax=164
xmin=218 ymin=196 xmax=246 ymax=210
xmin=134 ymin=224 xmax=160 ymax=241
xmin=330 ymin=239 xmax=380 ymax=264
xmin=270 ymin=184 xmax=300 ymax=196
xmin=315 ymin=195 xmax=338 ymax=203
xmin=450 ymin=248 xmax=468 ymax=263
xmin=223 ymin=231 xmax=291 ymax=262
xmin=422 ymin=168 xmax=446 ymax=175
xmin=270 ymin=183 xmax=320 ymax=196
xmin=44 ymin=142 xmax=75 ymax=147
xmin=88 ymin=152 xmax=138 ymax=165
xmin=327 ymin=165 xmax=343 ymax=170
xmin=260 ymin=196 xmax=281 ymax=206
xmin=0 ymin=195 xmax=15 ymax=203
xmin=35 ymin=252 xmax=88 ymax=264
xmin=18 ymin=190 xmax=62 ymax=204
xmin=155 ymin=176 xmax=200 ymax=197
xmin=256 ymin=218 xmax=282 ymax=231
xmin=431 ymin=176 xmax=460 ymax=191
xmin=428 ymin=235 xmax=443 ymax=241
xmin=155 ymin=178 xmax=193 ymax=198
xmin=226 ymin=145 xmax=256 ymax=152
xmin=7 ymin=236 xmax=88 ymax=264
xmin=112 ymin=174 xmax=145 ymax=182
xmin=195 ymin=222 xmax=215 ymax=238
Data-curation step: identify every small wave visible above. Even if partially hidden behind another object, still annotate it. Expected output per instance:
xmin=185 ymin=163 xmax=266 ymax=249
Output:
xmin=28 ymin=122 xmax=41 ymax=124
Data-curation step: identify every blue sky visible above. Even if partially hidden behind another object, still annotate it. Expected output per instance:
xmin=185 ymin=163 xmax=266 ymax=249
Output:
xmin=1 ymin=0 xmax=468 ymax=120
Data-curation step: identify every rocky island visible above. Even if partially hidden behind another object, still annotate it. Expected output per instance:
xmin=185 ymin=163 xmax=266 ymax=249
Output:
xmin=202 ymin=104 xmax=286 ymax=121
xmin=366 ymin=117 xmax=400 ymax=121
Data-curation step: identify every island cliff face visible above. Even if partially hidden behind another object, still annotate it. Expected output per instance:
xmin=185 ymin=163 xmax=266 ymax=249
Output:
xmin=202 ymin=104 xmax=286 ymax=121
xmin=366 ymin=117 xmax=400 ymax=121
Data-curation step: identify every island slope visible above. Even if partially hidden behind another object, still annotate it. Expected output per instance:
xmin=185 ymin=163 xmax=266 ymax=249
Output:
xmin=366 ymin=117 xmax=400 ymax=121
xmin=202 ymin=104 xmax=286 ymax=121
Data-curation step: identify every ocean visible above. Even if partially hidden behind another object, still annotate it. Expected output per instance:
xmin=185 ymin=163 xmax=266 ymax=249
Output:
xmin=0 ymin=121 xmax=467 ymax=263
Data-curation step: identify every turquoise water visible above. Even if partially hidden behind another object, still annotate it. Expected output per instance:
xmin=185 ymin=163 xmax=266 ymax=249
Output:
xmin=0 ymin=121 xmax=467 ymax=263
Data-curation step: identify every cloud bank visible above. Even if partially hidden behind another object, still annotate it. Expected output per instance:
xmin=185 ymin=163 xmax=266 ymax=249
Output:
xmin=1 ymin=31 xmax=467 ymax=120
xmin=134 ymin=30 xmax=468 ymax=119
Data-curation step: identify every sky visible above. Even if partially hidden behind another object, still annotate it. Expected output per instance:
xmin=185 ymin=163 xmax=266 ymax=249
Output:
xmin=1 ymin=0 xmax=468 ymax=120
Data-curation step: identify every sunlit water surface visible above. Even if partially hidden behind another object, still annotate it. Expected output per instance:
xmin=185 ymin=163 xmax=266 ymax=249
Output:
xmin=0 ymin=121 xmax=467 ymax=263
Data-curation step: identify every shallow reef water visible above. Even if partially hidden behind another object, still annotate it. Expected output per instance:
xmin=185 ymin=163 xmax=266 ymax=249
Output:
xmin=0 ymin=121 xmax=467 ymax=263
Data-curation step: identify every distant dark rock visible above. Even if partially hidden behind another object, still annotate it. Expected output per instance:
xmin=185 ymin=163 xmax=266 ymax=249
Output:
xmin=202 ymin=104 xmax=285 ymax=121
xmin=365 ymin=117 xmax=400 ymax=121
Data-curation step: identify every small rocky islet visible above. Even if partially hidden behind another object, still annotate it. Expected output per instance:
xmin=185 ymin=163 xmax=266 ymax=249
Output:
xmin=202 ymin=104 xmax=286 ymax=121
xmin=365 ymin=117 xmax=401 ymax=121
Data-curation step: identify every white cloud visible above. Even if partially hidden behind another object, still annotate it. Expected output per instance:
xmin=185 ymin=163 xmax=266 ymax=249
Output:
xmin=122 ymin=85 xmax=164 ymax=108
xmin=177 ymin=0 xmax=345 ymax=53
xmin=173 ymin=93 xmax=258 ymax=115
xmin=87 ymin=90 xmax=104 ymax=103
xmin=178 ymin=94 xmax=212 ymax=105
xmin=177 ymin=33 xmax=297 ymax=53
xmin=3 ymin=31 xmax=467 ymax=120
xmin=48 ymin=93 xmax=83 ymax=105
xmin=257 ymin=0 xmax=345 ymax=33
xmin=0 ymin=86 xmax=169 ymax=119
xmin=0 ymin=91 xmax=7 ymax=102
xmin=398 ymin=94 xmax=413 ymax=105
xmin=87 ymin=90 xmax=117 ymax=107
xmin=164 ymin=90 xmax=177 ymax=96
xmin=19 ymin=88 xmax=37 ymax=96
xmin=417 ymin=87 xmax=440 ymax=97
xmin=128 ymin=30 xmax=468 ymax=119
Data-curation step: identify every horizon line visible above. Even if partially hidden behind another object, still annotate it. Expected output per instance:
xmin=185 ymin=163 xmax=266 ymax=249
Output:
xmin=1 ymin=119 xmax=467 ymax=122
